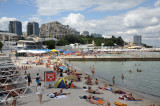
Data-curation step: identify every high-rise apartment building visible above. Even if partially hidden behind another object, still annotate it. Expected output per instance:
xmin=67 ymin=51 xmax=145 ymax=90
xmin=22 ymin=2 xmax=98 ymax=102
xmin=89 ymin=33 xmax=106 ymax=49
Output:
xmin=9 ymin=21 xmax=22 ymax=35
xmin=39 ymin=21 xmax=80 ymax=39
xmin=134 ymin=35 xmax=142 ymax=44
xmin=27 ymin=22 xmax=39 ymax=36
xmin=82 ymin=31 xmax=89 ymax=36
xmin=91 ymin=33 xmax=102 ymax=38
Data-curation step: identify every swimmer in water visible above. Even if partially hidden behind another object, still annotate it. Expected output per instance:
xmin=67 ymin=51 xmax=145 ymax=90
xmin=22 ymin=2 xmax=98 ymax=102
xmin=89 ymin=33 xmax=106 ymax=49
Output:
xmin=121 ymin=74 xmax=124 ymax=81
xmin=129 ymin=69 xmax=132 ymax=73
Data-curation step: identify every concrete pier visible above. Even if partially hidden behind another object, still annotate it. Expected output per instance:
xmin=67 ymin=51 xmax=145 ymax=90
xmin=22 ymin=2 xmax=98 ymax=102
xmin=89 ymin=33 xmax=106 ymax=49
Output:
xmin=59 ymin=56 xmax=160 ymax=61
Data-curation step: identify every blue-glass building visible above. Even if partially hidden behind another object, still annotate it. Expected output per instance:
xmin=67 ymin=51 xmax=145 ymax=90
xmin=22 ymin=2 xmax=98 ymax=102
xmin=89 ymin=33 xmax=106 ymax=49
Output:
xmin=9 ymin=21 xmax=22 ymax=35
xmin=27 ymin=22 xmax=39 ymax=36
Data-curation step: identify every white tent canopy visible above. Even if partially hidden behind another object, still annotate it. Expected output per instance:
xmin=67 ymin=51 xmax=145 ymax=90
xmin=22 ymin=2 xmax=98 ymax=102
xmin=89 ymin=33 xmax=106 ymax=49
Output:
xmin=28 ymin=50 xmax=46 ymax=54
xmin=17 ymin=50 xmax=29 ymax=53
xmin=17 ymin=50 xmax=47 ymax=53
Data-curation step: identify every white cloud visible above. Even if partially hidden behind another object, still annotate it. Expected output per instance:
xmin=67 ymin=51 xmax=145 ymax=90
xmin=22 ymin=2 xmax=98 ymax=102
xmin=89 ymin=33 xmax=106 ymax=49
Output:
xmin=155 ymin=0 xmax=160 ymax=7
xmin=22 ymin=21 xmax=28 ymax=32
xmin=29 ymin=17 xmax=42 ymax=23
xmin=123 ymin=7 xmax=160 ymax=28
xmin=35 ymin=0 xmax=147 ymax=16
xmin=0 ymin=17 xmax=16 ymax=31
xmin=60 ymin=6 xmax=160 ymax=46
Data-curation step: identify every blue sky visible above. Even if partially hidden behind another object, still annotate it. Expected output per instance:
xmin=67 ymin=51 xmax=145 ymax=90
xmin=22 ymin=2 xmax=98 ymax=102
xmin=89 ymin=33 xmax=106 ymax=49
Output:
xmin=0 ymin=0 xmax=160 ymax=47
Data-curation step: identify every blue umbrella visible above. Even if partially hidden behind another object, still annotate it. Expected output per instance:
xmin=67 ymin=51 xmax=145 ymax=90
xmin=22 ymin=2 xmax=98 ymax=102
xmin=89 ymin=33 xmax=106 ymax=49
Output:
xmin=59 ymin=66 xmax=67 ymax=70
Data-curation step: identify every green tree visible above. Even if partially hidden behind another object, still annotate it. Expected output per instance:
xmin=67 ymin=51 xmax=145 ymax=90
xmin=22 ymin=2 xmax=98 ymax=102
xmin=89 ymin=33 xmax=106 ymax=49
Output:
xmin=95 ymin=39 xmax=102 ymax=46
xmin=46 ymin=40 xmax=55 ymax=49
xmin=0 ymin=41 xmax=3 ymax=53
xmin=105 ymin=40 xmax=114 ymax=46
xmin=116 ymin=36 xmax=124 ymax=46
xmin=57 ymin=39 xmax=68 ymax=46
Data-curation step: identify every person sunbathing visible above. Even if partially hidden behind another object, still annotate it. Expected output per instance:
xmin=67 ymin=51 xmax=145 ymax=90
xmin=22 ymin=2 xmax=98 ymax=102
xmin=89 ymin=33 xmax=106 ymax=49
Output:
xmin=86 ymin=79 xmax=93 ymax=85
xmin=98 ymin=85 xmax=112 ymax=91
xmin=92 ymin=96 xmax=104 ymax=101
xmin=122 ymin=95 xmax=143 ymax=101
xmin=87 ymin=87 xmax=103 ymax=94
xmin=112 ymin=90 xmax=126 ymax=94
xmin=56 ymin=89 xmax=71 ymax=96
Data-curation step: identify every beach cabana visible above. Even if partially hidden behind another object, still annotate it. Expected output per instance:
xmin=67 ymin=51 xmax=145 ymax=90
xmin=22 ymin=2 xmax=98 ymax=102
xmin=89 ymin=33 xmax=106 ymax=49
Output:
xmin=55 ymin=77 xmax=66 ymax=88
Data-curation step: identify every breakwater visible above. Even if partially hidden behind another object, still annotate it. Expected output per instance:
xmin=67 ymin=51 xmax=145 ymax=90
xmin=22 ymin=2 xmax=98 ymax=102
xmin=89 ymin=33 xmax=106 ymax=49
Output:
xmin=60 ymin=56 xmax=160 ymax=61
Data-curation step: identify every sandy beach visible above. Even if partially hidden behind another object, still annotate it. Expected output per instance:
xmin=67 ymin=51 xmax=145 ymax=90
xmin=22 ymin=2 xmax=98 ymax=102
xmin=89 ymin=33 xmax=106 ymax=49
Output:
xmin=3 ymin=56 xmax=159 ymax=106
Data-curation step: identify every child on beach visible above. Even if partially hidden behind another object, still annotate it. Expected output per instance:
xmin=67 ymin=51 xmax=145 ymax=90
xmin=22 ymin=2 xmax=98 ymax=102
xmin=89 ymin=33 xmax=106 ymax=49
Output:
xmin=95 ymin=78 xmax=98 ymax=85
xmin=37 ymin=83 xmax=44 ymax=104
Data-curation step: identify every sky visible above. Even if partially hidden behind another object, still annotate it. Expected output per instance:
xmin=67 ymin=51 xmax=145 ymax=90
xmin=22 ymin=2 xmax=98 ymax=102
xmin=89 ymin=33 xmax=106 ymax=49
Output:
xmin=0 ymin=0 xmax=160 ymax=47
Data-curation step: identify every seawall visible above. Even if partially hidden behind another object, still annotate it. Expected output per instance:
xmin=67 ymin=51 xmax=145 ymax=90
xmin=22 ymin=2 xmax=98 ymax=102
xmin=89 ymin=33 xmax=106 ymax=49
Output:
xmin=59 ymin=56 xmax=160 ymax=61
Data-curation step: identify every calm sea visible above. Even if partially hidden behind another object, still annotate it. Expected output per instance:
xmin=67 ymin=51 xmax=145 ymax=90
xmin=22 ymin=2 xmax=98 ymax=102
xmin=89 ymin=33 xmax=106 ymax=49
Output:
xmin=70 ymin=60 xmax=160 ymax=101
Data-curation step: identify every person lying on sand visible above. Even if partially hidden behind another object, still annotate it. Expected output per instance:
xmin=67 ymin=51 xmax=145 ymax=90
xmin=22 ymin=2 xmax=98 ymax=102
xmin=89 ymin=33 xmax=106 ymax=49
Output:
xmin=87 ymin=86 xmax=103 ymax=94
xmin=48 ymin=89 xmax=71 ymax=98
xmin=98 ymin=84 xmax=112 ymax=91
xmin=120 ymin=94 xmax=143 ymax=101
xmin=80 ymin=95 xmax=105 ymax=105
xmin=112 ymin=90 xmax=126 ymax=94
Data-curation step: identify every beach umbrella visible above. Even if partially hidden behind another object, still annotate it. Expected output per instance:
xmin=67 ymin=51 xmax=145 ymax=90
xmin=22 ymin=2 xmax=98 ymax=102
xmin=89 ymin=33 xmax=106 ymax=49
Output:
xmin=59 ymin=66 xmax=67 ymax=70
xmin=50 ymin=49 xmax=58 ymax=52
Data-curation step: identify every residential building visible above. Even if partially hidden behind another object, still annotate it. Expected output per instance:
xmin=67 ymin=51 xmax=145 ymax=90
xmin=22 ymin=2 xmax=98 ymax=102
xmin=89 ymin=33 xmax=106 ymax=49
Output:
xmin=27 ymin=22 xmax=39 ymax=36
xmin=9 ymin=21 xmax=22 ymax=35
xmin=81 ymin=31 xmax=89 ymax=36
xmin=39 ymin=21 xmax=80 ymax=39
xmin=91 ymin=33 xmax=102 ymax=38
xmin=134 ymin=35 xmax=142 ymax=44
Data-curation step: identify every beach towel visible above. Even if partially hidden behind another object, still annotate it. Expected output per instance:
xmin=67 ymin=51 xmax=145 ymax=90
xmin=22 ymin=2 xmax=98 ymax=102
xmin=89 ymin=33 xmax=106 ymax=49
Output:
xmin=48 ymin=93 xmax=67 ymax=99
xmin=55 ymin=95 xmax=67 ymax=99
xmin=88 ymin=99 xmax=104 ymax=104
xmin=115 ymin=101 xmax=127 ymax=106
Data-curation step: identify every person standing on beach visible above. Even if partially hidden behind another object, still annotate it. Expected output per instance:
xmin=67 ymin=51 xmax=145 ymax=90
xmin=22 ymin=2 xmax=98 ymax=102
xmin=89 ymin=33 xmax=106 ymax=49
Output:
xmin=27 ymin=73 xmax=32 ymax=86
xmin=36 ymin=73 xmax=40 ymax=85
xmin=91 ymin=65 xmax=95 ymax=75
xmin=37 ymin=83 xmax=44 ymax=104
xmin=112 ymin=76 xmax=115 ymax=85
xmin=92 ymin=68 xmax=95 ymax=75
xmin=121 ymin=74 xmax=124 ymax=81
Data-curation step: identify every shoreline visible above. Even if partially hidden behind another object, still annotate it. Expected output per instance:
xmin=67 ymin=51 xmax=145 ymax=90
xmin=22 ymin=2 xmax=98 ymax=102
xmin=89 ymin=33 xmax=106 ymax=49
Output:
xmin=2 ymin=56 xmax=159 ymax=106
xmin=62 ymin=59 xmax=160 ymax=105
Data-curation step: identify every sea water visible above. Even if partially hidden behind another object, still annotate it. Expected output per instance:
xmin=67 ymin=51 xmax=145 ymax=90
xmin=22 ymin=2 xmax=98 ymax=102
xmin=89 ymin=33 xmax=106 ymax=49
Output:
xmin=70 ymin=60 xmax=160 ymax=101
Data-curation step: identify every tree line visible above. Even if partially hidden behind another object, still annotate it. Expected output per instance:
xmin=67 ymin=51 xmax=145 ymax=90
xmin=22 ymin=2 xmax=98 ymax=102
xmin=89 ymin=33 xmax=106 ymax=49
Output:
xmin=56 ymin=35 xmax=124 ymax=47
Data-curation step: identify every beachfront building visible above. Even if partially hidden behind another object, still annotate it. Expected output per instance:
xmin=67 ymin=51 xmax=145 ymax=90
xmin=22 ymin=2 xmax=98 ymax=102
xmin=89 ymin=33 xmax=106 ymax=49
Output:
xmin=39 ymin=21 xmax=80 ymax=39
xmin=81 ymin=31 xmax=89 ymax=36
xmin=17 ymin=35 xmax=58 ymax=49
xmin=27 ymin=22 xmax=39 ymax=36
xmin=0 ymin=32 xmax=19 ymax=50
xmin=91 ymin=33 xmax=102 ymax=38
xmin=9 ymin=21 xmax=22 ymax=35
xmin=134 ymin=35 xmax=142 ymax=44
